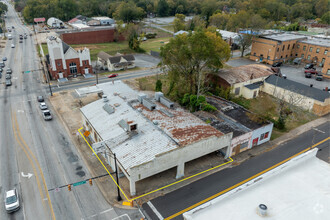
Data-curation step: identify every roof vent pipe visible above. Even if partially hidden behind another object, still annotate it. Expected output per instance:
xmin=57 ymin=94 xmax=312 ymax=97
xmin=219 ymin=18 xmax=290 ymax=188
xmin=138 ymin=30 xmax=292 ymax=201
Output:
xmin=258 ymin=204 xmax=267 ymax=217
xmin=102 ymin=95 xmax=109 ymax=102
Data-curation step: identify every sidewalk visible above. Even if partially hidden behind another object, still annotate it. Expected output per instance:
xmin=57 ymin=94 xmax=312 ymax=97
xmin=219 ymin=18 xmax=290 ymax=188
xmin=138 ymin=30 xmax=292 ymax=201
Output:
xmin=49 ymin=88 xmax=329 ymax=208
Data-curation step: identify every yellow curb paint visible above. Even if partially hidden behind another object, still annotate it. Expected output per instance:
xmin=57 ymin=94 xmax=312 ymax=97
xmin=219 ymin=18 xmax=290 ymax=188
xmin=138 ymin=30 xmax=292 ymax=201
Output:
xmin=122 ymin=201 xmax=133 ymax=207
xmin=78 ymin=127 xmax=234 ymax=202
xmin=165 ymin=137 xmax=330 ymax=220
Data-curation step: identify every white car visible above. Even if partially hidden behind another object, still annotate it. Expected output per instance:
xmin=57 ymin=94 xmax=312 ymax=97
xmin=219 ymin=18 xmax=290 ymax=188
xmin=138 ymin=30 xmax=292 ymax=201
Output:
xmin=11 ymin=44 xmax=15 ymax=48
xmin=42 ymin=110 xmax=52 ymax=120
xmin=39 ymin=102 xmax=47 ymax=110
xmin=4 ymin=189 xmax=20 ymax=213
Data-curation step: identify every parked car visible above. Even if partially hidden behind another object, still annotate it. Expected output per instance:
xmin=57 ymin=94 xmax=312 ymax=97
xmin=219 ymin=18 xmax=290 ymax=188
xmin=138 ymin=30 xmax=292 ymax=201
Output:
xmin=19 ymin=39 xmax=23 ymax=43
xmin=6 ymin=68 xmax=12 ymax=74
xmin=305 ymin=72 xmax=312 ymax=78
xmin=293 ymin=58 xmax=302 ymax=65
xmin=316 ymin=74 xmax=323 ymax=81
xmin=108 ymin=73 xmax=118 ymax=78
xmin=4 ymin=189 xmax=20 ymax=213
xmin=0 ymin=62 xmax=4 ymax=68
xmin=11 ymin=26 xmax=15 ymax=29
xmin=2 ymin=57 xmax=7 ymax=61
xmin=6 ymin=79 xmax=12 ymax=86
xmin=39 ymin=102 xmax=47 ymax=110
xmin=5 ymin=74 xmax=11 ymax=79
xmin=42 ymin=110 xmax=52 ymax=120
xmin=37 ymin=96 xmax=44 ymax=102
xmin=272 ymin=62 xmax=283 ymax=67
xmin=0 ymin=73 xmax=2 ymax=78
xmin=29 ymin=33 xmax=32 ymax=36
xmin=271 ymin=67 xmax=287 ymax=79
xmin=304 ymin=69 xmax=318 ymax=74
xmin=11 ymin=44 xmax=15 ymax=48
xmin=304 ymin=63 xmax=316 ymax=70
xmin=24 ymin=35 xmax=27 ymax=39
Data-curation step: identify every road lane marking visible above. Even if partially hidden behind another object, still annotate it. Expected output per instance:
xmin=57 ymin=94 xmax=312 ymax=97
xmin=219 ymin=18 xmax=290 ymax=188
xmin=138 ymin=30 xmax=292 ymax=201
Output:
xmin=21 ymin=172 xmax=33 ymax=178
xmin=99 ymin=208 xmax=113 ymax=215
xmin=147 ymin=201 xmax=163 ymax=220
xmin=13 ymin=112 xmax=56 ymax=220
xmin=165 ymin=137 xmax=330 ymax=219
xmin=112 ymin=214 xmax=131 ymax=220
xmin=312 ymin=127 xmax=325 ymax=134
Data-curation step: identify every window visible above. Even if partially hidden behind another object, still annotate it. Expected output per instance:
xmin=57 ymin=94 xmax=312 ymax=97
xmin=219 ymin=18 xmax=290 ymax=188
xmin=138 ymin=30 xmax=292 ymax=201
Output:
xmin=321 ymin=58 xmax=325 ymax=64
xmin=316 ymin=48 xmax=320 ymax=53
xmin=286 ymin=55 xmax=288 ymax=58
xmin=260 ymin=133 xmax=265 ymax=140
xmin=301 ymin=54 xmax=304 ymax=58
xmin=282 ymin=45 xmax=285 ymax=51
xmin=309 ymin=47 xmax=313 ymax=52
xmin=325 ymin=50 xmax=328 ymax=55
xmin=254 ymin=52 xmax=256 ymax=56
xmin=287 ymin=44 xmax=290 ymax=49
xmin=307 ymin=55 xmax=311 ymax=60
xmin=293 ymin=44 xmax=295 ymax=49
xmin=297 ymin=44 xmax=300 ymax=49
xmin=235 ymin=87 xmax=240 ymax=95
xmin=281 ymin=56 xmax=283 ymax=58
xmin=264 ymin=132 xmax=269 ymax=139
xmin=303 ymin=46 xmax=306 ymax=51
xmin=84 ymin=61 xmax=87 ymax=65
xmin=295 ymin=53 xmax=298 ymax=56
xmin=267 ymin=56 xmax=270 ymax=60
xmin=57 ymin=62 xmax=61 ymax=66
xmin=277 ymin=48 xmax=279 ymax=52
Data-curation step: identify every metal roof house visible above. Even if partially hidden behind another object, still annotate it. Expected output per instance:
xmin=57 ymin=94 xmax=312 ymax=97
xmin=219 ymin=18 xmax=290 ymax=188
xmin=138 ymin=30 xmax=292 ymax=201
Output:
xmin=195 ymin=96 xmax=273 ymax=156
xmin=96 ymin=51 xmax=135 ymax=71
xmin=47 ymin=17 xmax=64 ymax=28
xmin=80 ymin=81 xmax=232 ymax=195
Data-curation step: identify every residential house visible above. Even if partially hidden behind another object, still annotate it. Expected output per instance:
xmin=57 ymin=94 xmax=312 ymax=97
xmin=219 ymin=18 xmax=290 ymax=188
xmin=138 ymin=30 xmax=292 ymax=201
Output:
xmin=91 ymin=17 xmax=115 ymax=26
xmin=80 ymin=81 xmax=232 ymax=195
xmin=68 ymin=18 xmax=83 ymax=25
xmin=46 ymin=36 xmax=92 ymax=80
xmin=217 ymin=30 xmax=241 ymax=45
xmin=209 ymin=64 xmax=274 ymax=99
xmin=87 ymin=19 xmax=101 ymax=26
xmin=195 ymin=96 xmax=273 ymax=157
xmin=97 ymin=51 xmax=135 ymax=71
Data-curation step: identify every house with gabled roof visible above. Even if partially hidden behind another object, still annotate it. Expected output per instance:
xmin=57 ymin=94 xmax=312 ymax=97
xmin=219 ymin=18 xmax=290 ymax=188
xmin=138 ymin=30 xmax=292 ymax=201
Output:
xmin=46 ymin=36 xmax=92 ymax=80
xmin=97 ymin=51 xmax=135 ymax=71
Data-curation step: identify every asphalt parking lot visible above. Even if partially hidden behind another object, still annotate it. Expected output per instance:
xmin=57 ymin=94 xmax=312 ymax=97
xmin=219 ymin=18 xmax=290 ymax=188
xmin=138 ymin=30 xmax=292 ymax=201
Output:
xmin=227 ymin=58 xmax=329 ymax=90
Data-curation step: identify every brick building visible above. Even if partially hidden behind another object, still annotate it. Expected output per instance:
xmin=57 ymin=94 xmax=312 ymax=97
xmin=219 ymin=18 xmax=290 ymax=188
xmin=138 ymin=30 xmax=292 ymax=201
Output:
xmin=250 ymin=33 xmax=330 ymax=75
xmin=59 ymin=28 xmax=124 ymax=44
xmin=46 ymin=36 xmax=92 ymax=80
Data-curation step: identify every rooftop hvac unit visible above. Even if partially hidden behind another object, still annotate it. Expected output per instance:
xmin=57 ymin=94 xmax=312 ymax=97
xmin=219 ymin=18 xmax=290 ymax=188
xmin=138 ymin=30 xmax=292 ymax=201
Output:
xmin=160 ymin=96 xmax=174 ymax=109
xmin=221 ymin=106 xmax=234 ymax=111
xmin=155 ymin=92 xmax=164 ymax=101
xmin=103 ymin=104 xmax=114 ymax=114
xmin=118 ymin=119 xmax=137 ymax=132
xmin=142 ymin=98 xmax=156 ymax=111
xmin=138 ymin=93 xmax=147 ymax=103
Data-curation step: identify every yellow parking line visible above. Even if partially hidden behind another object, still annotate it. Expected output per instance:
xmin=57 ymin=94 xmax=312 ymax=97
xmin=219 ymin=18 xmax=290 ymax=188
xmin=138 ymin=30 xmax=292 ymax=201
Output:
xmin=78 ymin=127 xmax=233 ymax=202
xmin=165 ymin=137 xmax=330 ymax=219
xmin=13 ymin=112 xmax=56 ymax=220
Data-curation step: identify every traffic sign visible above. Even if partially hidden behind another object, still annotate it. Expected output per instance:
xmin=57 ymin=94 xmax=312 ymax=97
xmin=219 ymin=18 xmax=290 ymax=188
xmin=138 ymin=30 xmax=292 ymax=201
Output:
xmin=73 ymin=180 xmax=86 ymax=186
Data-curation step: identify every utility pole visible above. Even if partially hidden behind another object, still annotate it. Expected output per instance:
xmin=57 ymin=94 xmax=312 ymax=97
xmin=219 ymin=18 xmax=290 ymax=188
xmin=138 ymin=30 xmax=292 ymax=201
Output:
xmin=114 ymin=153 xmax=122 ymax=201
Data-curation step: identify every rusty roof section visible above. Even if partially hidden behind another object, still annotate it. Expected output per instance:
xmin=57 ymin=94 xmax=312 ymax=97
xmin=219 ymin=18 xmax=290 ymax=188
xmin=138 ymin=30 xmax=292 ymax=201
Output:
xmin=216 ymin=64 xmax=274 ymax=85
xmin=131 ymin=102 xmax=223 ymax=146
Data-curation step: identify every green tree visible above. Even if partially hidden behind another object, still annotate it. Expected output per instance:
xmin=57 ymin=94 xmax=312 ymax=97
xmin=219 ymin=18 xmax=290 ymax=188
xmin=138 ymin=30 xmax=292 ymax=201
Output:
xmin=320 ymin=11 xmax=330 ymax=24
xmin=209 ymin=13 xmax=230 ymax=29
xmin=227 ymin=10 xmax=250 ymax=31
xmin=186 ymin=15 xmax=205 ymax=31
xmin=155 ymin=79 xmax=162 ymax=92
xmin=160 ymin=30 xmax=230 ymax=98
xmin=249 ymin=14 xmax=267 ymax=30
xmin=201 ymin=0 xmax=218 ymax=25
xmin=114 ymin=2 xmax=145 ymax=23
xmin=315 ymin=0 xmax=329 ymax=17
xmin=237 ymin=34 xmax=253 ymax=57
xmin=157 ymin=0 xmax=169 ymax=17
xmin=173 ymin=13 xmax=185 ymax=32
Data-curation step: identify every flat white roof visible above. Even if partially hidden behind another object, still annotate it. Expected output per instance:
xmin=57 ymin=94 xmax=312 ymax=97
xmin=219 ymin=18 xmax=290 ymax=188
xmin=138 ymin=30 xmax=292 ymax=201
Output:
xmin=71 ymin=23 xmax=90 ymax=29
xmin=92 ymin=16 xmax=113 ymax=21
xmin=183 ymin=149 xmax=330 ymax=220
xmin=217 ymin=30 xmax=240 ymax=39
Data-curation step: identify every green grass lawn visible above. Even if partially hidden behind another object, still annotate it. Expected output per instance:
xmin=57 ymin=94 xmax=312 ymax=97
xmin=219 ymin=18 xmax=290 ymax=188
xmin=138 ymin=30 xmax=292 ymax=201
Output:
xmin=161 ymin=25 xmax=174 ymax=32
xmin=41 ymin=37 xmax=171 ymax=60
xmin=41 ymin=43 xmax=48 ymax=56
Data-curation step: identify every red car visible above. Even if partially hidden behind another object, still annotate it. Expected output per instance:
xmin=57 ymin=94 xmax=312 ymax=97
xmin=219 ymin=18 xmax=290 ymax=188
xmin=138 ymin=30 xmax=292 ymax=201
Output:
xmin=108 ymin=73 xmax=118 ymax=78
xmin=304 ymin=69 xmax=318 ymax=74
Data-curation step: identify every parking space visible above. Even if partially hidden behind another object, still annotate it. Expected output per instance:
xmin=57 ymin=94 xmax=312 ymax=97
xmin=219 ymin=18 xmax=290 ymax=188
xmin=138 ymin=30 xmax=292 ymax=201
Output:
xmin=134 ymin=54 xmax=160 ymax=68
xmin=227 ymin=58 xmax=329 ymax=90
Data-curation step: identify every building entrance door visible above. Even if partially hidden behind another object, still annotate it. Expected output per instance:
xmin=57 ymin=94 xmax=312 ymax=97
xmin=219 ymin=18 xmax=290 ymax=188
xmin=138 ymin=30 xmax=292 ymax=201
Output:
xmin=69 ymin=62 xmax=77 ymax=76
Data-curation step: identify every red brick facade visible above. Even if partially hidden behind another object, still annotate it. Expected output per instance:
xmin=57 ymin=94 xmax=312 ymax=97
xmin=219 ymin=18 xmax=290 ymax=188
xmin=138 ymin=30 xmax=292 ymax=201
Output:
xmin=60 ymin=29 xmax=125 ymax=44
xmin=49 ymin=58 xmax=92 ymax=80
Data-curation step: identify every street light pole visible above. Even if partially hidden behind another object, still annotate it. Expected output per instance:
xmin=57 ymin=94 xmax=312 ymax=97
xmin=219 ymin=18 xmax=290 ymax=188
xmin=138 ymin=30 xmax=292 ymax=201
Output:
xmin=114 ymin=153 xmax=122 ymax=201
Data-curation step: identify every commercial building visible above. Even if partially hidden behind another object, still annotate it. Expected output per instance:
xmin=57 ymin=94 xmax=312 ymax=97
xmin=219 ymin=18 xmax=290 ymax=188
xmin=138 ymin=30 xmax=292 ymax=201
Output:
xmin=91 ymin=17 xmax=115 ymax=26
xmin=47 ymin=17 xmax=64 ymax=28
xmin=250 ymin=33 xmax=330 ymax=75
xmin=183 ymin=149 xmax=330 ymax=220
xmin=80 ymin=81 xmax=232 ymax=195
xmin=46 ymin=36 xmax=92 ymax=80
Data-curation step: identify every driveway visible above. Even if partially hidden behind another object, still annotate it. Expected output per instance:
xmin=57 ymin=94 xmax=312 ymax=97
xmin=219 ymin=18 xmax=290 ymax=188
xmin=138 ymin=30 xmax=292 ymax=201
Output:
xmin=226 ymin=58 xmax=329 ymax=90
xmin=134 ymin=54 xmax=161 ymax=68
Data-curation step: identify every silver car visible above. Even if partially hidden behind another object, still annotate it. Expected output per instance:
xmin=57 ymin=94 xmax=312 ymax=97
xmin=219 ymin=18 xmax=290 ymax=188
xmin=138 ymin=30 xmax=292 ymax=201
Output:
xmin=4 ymin=189 xmax=20 ymax=213
xmin=39 ymin=102 xmax=47 ymax=110
xmin=42 ymin=110 xmax=52 ymax=120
